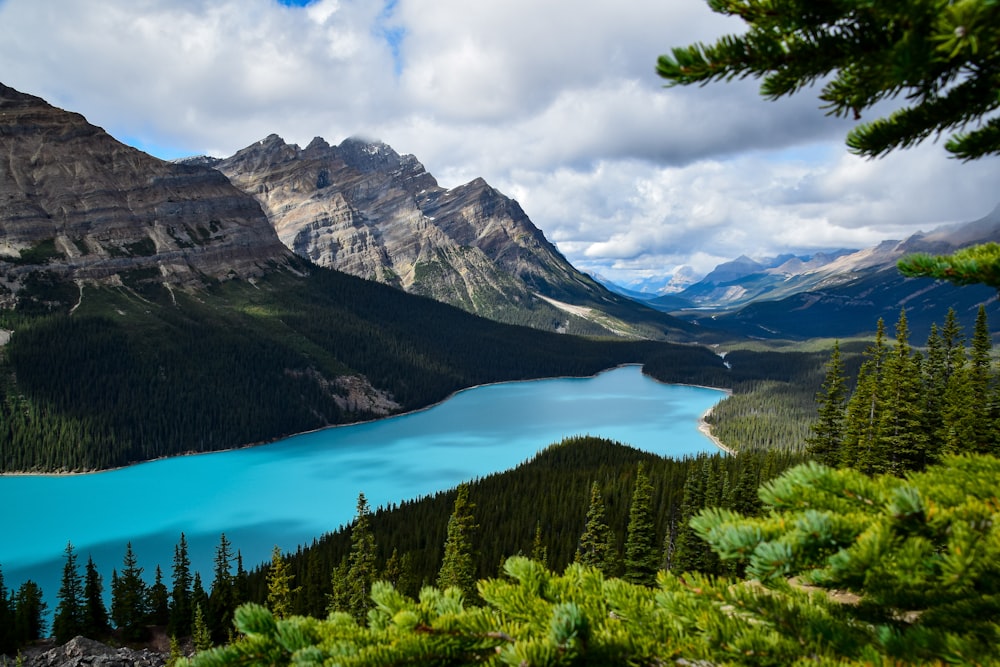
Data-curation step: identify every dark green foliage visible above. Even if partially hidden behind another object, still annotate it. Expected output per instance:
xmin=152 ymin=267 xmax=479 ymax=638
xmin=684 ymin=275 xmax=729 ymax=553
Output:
xmin=82 ymin=555 xmax=111 ymax=640
xmin=814 ymin=308 xmax=998 ymax=474
xmin=149 ymin=565 xmax=170 ymax=627
xmin=0 ymin=267 xmax=728 ymax=473
xmin=657 ymin=0 xmax=1000 ymax=161
xmin=238 ymin=437 xmax=804 ymax=614
xmin=0 ymin=566 xmax=12 ymax=655
xmin=436 ymin=483 xmax=478 ymax=600
xmin=805 ymin=341 xmax=847 ymax=465
xmin=265 ymin=547 xmax=295 ymax=620
xmin=899 ymin=242 xmax=1000 ymax=291
xmin=12 ymin=580 xmax=47 ymax=644
xmin=53 ymin=542 xmax=84 ymax=644
xmin=183 ymin=454 xmax=1000 ymax=667
xmin=342 ymin=494 xmax=378 ymax=621
xmin=209 ymin=534 xmax=237 ymax=643
xmin=111 ymin=543 xmax=148 ymax=641
xmin=622 ymin=463 xmax=658 ymax=586
xmin=574 ymin=482 xmax=617 ymax=575
xmin=169 ymin=533 xmax=193 ymax=638
xmin=14 ymin=238 xmax=62 ymax=265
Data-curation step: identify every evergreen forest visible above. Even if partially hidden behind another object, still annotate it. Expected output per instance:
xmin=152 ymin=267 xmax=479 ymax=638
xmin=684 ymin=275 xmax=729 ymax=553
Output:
xmin=0 ymin=263 xmax=729 ymax=472
xmin=3 ymin=303 xmax=1000 ymax=664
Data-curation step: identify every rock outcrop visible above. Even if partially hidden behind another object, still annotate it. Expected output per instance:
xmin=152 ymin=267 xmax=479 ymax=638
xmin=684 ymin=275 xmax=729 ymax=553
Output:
xmin=9 ymin=637 xmax=166 ymax=667
xmin=210 ymin=135 xmax=624 ymax=330
xmin=0 ymin=83 xmax=294 ymax=308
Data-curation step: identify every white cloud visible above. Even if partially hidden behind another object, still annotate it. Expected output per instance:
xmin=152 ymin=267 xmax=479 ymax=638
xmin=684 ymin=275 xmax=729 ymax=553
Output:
xmin=1 ymin=0 xmax=997 ymax=285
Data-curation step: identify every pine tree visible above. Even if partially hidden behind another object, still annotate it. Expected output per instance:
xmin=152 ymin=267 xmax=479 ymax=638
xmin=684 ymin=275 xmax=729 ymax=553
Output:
xmin=0 ymin=565 xmax=13 ymax=655
xmin=265 ymin=546 xmax=295 ymax=620
xmin=149 ymin=565 xmax=170 ymax=626
xmin=169 ymin=533 xmax=193 ymax=638
xmin=82 ymin=555 xmax=111 ymax=640
xmin=574 ymin=481 xmax=617 ymax=575
xmin=436 ymin=483 xmax=478 ymax=601
xmin=111 ymin=542 xmax=148 ymax=641
xmin=806 ymin=340 xmax=848 ymax=466
xmin=671 ymin=458 xmax=707 ymax=573
xmin=843 ymin=319 xmax=889 ymax=474
xmin=192 ymin=603 xmax=213 ymax=651
xmin=209 ymin=534 xmax=236 ymax=642
xmin=168 ymin=635 xmax=184 ymax=667
xmin=53 ymin=541 xmax=85 ymax=643
xmin=878 ymin=310 xmax=929 ymax=473
xmin=530 ymin=521 xmax=548 ymax=567
xmin=191 ymin=572 xmax=209 ymax=627
xmin=327 ymin=557 xmax=350 ymax=616
xmin=623 ymin=463 xmax=658 ymax=586
xmin=944 ymin=306 xmax=995 ymax=454
xmin=346 ymin=493 xmax=378 ymax=620
xmin=13 ymin=581 xmax=47 ymax=643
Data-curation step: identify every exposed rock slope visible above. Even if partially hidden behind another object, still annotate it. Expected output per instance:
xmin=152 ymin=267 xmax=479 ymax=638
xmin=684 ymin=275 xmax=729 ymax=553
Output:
xmin=0 ymin=83 xmax=293 ymax=308
xmin=210 ymin=135 xmax=692 ymax=339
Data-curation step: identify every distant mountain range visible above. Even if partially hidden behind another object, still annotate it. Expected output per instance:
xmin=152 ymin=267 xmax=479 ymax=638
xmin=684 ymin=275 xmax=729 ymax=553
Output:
xmin=599 ymin=211 xmax=1000 ymax=340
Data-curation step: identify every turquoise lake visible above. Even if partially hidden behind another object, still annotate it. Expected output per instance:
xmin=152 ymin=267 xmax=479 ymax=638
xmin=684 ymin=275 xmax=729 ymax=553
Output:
xmin=0 ymin=365 xmax=725 ymax=611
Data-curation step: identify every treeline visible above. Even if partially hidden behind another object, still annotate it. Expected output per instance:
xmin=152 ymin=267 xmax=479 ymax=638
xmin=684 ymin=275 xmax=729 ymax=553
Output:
xmin=706 ymin=347 xmax=856 ymax=452
xmin=808 ymin=306 xmax=1000 ymax=474
xmin=0 ymin=265 xmax=729 ymax=472
xmin=239 ymin=437 xmax=805 ymax=619
xmin=0 ymin=437 xmax=806 ymax=656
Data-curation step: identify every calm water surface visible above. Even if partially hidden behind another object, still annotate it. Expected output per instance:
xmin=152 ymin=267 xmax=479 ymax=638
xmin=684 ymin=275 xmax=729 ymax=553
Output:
xmin=0 ymin=365 xmax=724 ymax=609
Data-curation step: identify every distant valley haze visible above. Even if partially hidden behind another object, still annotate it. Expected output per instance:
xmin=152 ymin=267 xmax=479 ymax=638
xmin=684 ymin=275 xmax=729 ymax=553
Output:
xmin=1 ymin=0 xmax=998 ymax=285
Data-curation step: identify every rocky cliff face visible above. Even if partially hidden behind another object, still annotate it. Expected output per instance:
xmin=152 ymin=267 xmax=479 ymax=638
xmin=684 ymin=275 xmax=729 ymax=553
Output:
xmin=211 ymin=135 xmax=616 ymax=328
xmin=9 ymin=636 xmax=166 ymax=667
xmin=0 ymin=83 xmax=293 ymax=308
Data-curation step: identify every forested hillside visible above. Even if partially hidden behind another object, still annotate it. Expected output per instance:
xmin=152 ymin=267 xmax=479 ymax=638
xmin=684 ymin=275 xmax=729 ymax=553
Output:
xmin=0 ymin=262 xmax=729 ymax=472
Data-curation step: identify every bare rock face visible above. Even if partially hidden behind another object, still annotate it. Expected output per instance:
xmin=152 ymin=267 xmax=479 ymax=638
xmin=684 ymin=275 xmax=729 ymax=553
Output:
xmin=213 ymin=135 xmax=608 ymax=321
xmin=13 ymin=636 xmax=166 ymax=667
xmin=0 ymin=83 xmax=294 ymax=306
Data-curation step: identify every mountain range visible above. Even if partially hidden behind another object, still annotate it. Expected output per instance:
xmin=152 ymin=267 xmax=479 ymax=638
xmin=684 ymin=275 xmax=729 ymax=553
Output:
xmin=184 ymin=134 xmax=698 ymax=341
xmin=609 ymin=212 xmax=1000 ymax=341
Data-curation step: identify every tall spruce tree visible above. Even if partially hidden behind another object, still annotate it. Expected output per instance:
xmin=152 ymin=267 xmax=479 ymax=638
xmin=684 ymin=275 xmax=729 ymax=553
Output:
xmin=169 ymin=533 xmax=193 ymax=638
xmin=111 ymin=542 xmax=148 ymax=641
xmin=13 ymin=580 xmax=47 ymax=643
xmin=82 ymin=555 xmax=111 ymax=640
xmin=574 ymin=481 xmax=618 ymax=575
xmin=436 ymin=483 xmax=479 ymax=601
xmin=843 ymin=319 xmax=889 ymax=474
xmin=149 ymin=565 xmax=170 ymax=627
xmin=266 ymin=546 xmax=295 ymax=620
xmin=0 ymin=565 xmax=12 ymax=655
xmin=943 ymin=305 xmax=995 ymax=455
xmin=209 ymin=534 xmax=237 ymax=642
xmin=345 ymin=493 xmax=378 ymax=620
xmin=806 ymin=341 xmax=848 ymax=466
xmin=623 ymin=463 xmax=658 ymax=586
xmin=878 ymin=310 xmax=930 ymax=473
xmin=53 ymin=541 xmax=85 ymax=643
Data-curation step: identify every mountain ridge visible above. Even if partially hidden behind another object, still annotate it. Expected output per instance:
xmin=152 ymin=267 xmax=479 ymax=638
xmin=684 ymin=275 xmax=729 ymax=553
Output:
xmin=202 ymin=134 xmax=700 ymax=341
xmin=0 ymin=83 xmax=293 ymax=311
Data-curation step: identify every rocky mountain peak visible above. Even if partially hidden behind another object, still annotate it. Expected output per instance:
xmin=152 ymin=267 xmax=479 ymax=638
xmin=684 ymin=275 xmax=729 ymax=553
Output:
xmin=0 ymin=82 xmax=294 ymax=309
xmin=211 ymin=134 xmax=674 ymax=337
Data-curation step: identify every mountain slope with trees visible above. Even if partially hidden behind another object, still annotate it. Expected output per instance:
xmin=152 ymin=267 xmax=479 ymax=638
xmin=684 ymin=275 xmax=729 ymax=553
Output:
xmin=0 ymin=81 xmax=729 ymax=473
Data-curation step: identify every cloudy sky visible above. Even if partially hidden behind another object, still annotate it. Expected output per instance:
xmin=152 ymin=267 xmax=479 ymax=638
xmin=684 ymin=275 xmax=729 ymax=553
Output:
xmin=2 ymin=0 xmax=998 ymax=286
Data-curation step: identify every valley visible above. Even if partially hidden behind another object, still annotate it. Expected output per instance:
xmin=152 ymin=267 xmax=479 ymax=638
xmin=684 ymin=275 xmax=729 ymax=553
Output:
xmin=1 ymin=80 xmax=998 ymax=665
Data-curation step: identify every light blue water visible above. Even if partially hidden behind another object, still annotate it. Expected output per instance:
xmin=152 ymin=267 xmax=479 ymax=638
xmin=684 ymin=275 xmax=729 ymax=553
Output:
xmin=0 ymin=365 xmax=724 ymax=613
